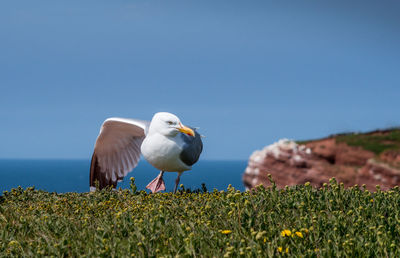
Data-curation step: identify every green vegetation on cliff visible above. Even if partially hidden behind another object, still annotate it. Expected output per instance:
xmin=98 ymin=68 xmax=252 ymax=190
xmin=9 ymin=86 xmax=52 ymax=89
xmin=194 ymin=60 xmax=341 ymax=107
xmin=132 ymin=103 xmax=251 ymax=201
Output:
xmin=2 ymin=178 xmax=400 ymax=257
xmin=297 ymin=128 xmax=400 ymax=155
xmin=336 ymin=129 xmax=400 ymax=154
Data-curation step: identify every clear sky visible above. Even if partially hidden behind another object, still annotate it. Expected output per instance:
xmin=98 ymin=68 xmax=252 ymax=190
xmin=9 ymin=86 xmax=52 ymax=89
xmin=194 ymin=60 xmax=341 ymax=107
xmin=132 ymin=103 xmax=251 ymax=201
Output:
xmin=1 ymin=0 xmax=399 ymax=160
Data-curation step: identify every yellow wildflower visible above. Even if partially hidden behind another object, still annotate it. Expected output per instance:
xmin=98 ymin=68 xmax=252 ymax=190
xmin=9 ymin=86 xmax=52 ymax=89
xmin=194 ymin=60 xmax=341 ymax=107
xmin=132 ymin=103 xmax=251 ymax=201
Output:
xmin=8 ymin=240 xmax=20 ymax=247
xmin=281 ymin=229 xmax=292 ymax=237
xmin=301 ymin=228 xmax=309 ymax=233
xmin=278 ymin=246 xmax=289 ymax=253
xmin=221 ymin=230 xmax=232 ymax=234
xmin=295 ymin=231 xmax=303 ymax=238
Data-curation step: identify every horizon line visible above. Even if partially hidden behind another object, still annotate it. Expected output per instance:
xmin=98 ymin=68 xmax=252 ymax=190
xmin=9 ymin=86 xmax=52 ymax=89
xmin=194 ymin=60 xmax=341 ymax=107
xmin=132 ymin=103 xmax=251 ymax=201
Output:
xmin=0 ymin=158 xmax=249 ymax=162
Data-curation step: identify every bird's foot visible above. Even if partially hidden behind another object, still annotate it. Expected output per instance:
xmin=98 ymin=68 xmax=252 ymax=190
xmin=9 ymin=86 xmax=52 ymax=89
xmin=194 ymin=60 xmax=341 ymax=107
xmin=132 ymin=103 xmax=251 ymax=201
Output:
xmin=146 ymin=174 xmax=166 ymax=193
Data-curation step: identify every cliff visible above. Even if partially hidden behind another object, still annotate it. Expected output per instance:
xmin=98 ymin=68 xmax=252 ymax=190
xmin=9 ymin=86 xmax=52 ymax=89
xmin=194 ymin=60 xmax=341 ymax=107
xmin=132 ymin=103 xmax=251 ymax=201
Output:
xmin=243 ymin=129 xmax=400 ymax=191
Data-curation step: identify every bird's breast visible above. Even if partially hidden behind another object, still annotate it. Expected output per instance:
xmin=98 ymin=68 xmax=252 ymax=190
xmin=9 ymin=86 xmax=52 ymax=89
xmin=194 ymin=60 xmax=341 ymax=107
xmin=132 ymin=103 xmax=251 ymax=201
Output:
xmin=141 ymin=133 xmax=190 ymax=172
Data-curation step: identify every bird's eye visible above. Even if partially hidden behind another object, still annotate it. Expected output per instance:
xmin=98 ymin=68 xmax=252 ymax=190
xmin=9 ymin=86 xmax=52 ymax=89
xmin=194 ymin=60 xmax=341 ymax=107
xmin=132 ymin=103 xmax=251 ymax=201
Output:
xmin=167 ymin=121 xmax=174 ymax=125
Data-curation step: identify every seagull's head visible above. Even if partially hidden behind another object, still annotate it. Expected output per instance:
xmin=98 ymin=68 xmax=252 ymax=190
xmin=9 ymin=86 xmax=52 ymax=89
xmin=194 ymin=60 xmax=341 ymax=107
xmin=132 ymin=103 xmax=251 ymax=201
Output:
xmin=149 ymin=112 xmax=195 ymax=137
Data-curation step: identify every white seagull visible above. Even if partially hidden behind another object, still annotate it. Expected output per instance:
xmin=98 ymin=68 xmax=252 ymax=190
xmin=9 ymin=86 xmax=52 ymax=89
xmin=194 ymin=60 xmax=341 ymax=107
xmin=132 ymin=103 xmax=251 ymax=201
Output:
xmin=89 ymin=112 xmax=203 ymax=193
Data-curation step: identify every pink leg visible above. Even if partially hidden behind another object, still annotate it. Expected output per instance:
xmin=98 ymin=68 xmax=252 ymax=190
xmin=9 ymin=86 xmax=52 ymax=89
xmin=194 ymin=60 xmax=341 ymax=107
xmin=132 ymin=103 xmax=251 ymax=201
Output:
xmin=146 ymin=171 xmax=165 ymax=193
xmin=173 ymin=172 xmax=182 ymax=193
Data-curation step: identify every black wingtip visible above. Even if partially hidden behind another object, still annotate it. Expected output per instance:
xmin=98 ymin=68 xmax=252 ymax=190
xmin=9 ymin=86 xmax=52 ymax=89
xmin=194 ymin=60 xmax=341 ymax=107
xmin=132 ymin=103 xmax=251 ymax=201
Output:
xmin=90 ymin=152 xmax=117 ymax=190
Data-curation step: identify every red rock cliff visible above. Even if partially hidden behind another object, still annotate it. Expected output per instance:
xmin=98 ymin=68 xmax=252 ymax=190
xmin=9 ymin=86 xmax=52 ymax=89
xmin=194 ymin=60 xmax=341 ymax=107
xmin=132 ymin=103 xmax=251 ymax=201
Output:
xmin=243 ymin=129 xmax=400 ymax=191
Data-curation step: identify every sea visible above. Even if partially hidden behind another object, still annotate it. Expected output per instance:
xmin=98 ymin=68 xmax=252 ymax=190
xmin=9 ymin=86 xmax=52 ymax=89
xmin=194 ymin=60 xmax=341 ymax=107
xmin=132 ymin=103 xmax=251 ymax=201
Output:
xmin=0 ymin=160 xmax=247 ymax=193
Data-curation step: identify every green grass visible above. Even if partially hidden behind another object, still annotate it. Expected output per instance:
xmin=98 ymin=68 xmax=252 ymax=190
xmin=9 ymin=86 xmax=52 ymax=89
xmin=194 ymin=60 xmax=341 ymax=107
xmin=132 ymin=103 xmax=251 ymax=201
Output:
xmin=336 ymin=130 xmax=400 ymax=155
xmin=2 ymin=178 xmax=400 ymax=257
xmin=297 ymin=129 xmax=400 ymax=155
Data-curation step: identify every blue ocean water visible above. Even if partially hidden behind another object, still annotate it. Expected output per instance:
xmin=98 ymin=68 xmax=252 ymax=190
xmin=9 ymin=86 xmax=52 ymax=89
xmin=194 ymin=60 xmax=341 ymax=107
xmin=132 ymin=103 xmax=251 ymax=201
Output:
xmin=0 ymin=160 xmax=247 ymax=193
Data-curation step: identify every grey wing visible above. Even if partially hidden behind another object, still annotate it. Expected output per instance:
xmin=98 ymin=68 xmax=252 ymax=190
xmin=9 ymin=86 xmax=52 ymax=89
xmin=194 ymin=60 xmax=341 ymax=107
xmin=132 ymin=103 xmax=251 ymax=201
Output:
xmin=179 ymin=127 xmax=203 ymax=166
xmin=90 ymin=118 xmax=150 ymax=190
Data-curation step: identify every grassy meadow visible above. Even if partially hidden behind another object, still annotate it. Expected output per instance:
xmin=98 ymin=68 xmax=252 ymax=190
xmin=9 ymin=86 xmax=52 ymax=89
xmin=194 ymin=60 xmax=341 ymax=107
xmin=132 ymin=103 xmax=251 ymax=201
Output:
xmin=1 ymin=177 xmax=400 ymax=257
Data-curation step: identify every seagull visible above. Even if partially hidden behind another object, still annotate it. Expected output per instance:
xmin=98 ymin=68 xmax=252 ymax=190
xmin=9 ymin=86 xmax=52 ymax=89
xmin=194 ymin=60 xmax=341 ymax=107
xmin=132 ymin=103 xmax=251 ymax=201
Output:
xmin=89 ymin=112 xmax=203 ymax=193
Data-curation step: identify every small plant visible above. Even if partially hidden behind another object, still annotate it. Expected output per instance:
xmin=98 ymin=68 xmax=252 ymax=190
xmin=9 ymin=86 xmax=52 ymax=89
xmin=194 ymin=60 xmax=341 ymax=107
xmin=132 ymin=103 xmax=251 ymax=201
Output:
xmin=129 ymin=177 xmax=137 ymax=194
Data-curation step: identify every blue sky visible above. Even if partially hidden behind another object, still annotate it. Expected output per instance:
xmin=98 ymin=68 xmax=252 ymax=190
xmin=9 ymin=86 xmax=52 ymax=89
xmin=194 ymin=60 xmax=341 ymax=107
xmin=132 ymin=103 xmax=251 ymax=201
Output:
xmin=1 ymin=0 xmax=399 ymax=160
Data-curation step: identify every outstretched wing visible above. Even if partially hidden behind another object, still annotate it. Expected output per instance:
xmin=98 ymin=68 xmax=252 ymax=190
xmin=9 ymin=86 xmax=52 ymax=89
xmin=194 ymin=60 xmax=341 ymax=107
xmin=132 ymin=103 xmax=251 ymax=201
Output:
xmin=90 ymin=118 xmax=150 ymax=190
xmin=179 ymin=127 xmax=203 ymax=167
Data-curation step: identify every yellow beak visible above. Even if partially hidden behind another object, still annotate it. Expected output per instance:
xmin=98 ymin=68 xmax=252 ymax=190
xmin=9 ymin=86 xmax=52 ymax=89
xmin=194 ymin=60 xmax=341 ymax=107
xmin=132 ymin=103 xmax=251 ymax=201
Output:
xmin=178 ymin=124 xmax=195 ymax=136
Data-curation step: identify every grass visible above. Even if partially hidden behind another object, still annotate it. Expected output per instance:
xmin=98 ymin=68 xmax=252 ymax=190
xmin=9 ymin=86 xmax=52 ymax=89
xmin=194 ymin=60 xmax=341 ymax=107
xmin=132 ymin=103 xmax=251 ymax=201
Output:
xmin=336 ymin=129 xmax=400 ymax=155
xmin=2 ymin=178 xmax=400 ymax=257
xmin=297 ymin=129 xmax=400 ymax=155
